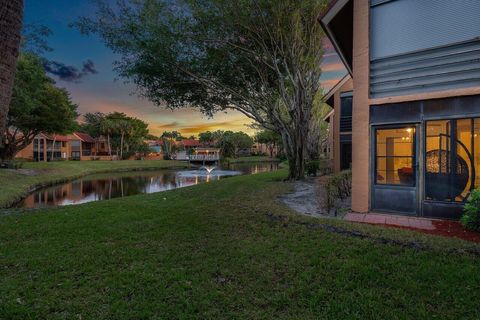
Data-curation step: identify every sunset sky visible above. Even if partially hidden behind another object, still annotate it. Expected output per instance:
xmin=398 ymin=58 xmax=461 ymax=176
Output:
xmin=25 ymin=0 xmax=347 ymax=137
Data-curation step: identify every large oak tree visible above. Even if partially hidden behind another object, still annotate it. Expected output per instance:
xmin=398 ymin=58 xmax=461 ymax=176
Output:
xmin=78 ymin=0 xmax=327 ymax=179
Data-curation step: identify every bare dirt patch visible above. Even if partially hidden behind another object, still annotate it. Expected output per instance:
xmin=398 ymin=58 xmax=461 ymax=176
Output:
xmin=278 ymin=176 xmax=350 ymax=218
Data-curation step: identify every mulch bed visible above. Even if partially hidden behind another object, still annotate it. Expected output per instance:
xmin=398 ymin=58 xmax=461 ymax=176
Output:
xmin=380 ymin=220 xmax=480 ymax=243
xmin=429 ymin=220 xmax=480 ymax=243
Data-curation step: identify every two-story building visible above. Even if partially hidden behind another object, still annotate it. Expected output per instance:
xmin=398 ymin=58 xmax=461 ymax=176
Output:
xmin=16 ymin=132 xmax=113 ymax=162
xmin=320 ymin=0 xmax=480 ymax=219
xmin=16 ymin=133 xmax=70 ymax=162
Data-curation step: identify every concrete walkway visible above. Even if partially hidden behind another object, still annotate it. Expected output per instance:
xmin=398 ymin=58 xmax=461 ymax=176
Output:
xmin=345 ymin=213 xmax=435 ymax=230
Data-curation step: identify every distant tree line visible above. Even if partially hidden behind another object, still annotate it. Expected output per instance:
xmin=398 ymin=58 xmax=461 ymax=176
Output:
xmin=80 ymin=112 xmax=150 ymax=159
xmin=197 ymin=130 xmax=252 ymax=158
xmin=254 ymin=130 xmax=282 ymax=158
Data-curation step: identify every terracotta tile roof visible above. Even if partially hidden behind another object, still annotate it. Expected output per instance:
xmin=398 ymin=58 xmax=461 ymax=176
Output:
xmin=181 ymin=139 xmax=202 ymax=147
xmin=49 ymin=134 xmax=70 ymax=142
xmin=33 ymin=133 xmax=69 ymax=142
xmin=73 ymin=132 xmax=95 ymax=143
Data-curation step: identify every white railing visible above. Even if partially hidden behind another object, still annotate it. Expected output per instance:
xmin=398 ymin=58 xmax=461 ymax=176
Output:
xmin=189 ymin=154 xmax=220 ymax=161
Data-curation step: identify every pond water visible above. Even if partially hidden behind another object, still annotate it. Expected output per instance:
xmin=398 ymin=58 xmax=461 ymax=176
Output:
xmin=16 ymin=162 xmax=279 ymax=208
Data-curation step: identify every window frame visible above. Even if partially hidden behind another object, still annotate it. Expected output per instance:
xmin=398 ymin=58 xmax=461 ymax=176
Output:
xmin=424 ymin=117 xmax=478 ymax=203
xmin=374 ymin=125 xmax=417 ymax=187
xmin=340 ymin=91 xmax=353 ymax=133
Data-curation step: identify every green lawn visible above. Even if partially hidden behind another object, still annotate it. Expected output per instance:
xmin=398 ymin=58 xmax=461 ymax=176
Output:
xmin=0 ymin=160 xmax=188 ymax=208
xmin=0 ymin=169 xmax=479 ymax=319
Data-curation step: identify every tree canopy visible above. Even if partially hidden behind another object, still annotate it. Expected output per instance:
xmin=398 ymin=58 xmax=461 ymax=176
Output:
xmin=81 ymin=111 xmax=150 ymax=159
xmin=0 ymin=0 xmax=23 ymax=152
xmin=77 ymin=0 xmax=328 ymax=179
xmin=1 ymin=53 xmax=78 ymax=161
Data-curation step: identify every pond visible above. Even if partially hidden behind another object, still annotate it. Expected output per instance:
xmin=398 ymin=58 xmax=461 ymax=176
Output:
xmin=16 ymin=162 xmax=280 ymax=208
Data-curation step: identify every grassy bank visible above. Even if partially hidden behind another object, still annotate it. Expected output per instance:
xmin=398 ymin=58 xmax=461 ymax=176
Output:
xmin=223 ymin=155 xmax=280 ymax=163
xmin=0 ymin=160 xmax=187 ymax=208
xmin=1 ymin=170 xmax=479 ymax=319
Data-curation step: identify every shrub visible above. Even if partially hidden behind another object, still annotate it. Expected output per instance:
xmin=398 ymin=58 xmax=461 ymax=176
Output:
xmin=323 ymin=170 xmax=352 ymax=213
xmin=318 ymin=159 xmax=333 ymax=176
xmin=306 ymin=160 xmax=320 ymax=176
xmin=2 ymin=159 xmax=25 ymax=170
xmin=461 ymin=189 xmax=480 ymax=231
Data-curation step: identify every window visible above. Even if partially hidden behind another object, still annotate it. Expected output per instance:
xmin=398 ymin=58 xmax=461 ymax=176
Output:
xmin=426 ymin=119 xmax=478 ymax=202
xmin=70 ymin=140 xmax=80 ymax=151
xmin=33 ymin=138 xmax=44 ymax=151
xmin=340 ymin=93 xmax=352 ymax=133
xmin=375 ymin=127 xmax=415 ymax=186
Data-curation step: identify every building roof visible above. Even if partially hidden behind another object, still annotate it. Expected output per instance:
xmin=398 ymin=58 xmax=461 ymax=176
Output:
xmin=318 ymin=0 xmax=354 ymax=74
xmin=33 ymin=133 xmax=70 ymax=142
xmin=323 ymin=109 xmax=335 ymax=123
xmin=73 ymin=132 xmax=95 ymax=143
xmin=181 ymin=139 xmax=202 ymax=147
xmin=323 ymin=74 xmax=352 ymax=107
xmin=49 ymin=134 xmax=70 ymax=142
xmin=157 ymin=139 xmax=177 ymax=146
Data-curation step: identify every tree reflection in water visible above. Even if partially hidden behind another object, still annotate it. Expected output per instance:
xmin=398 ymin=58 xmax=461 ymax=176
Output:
xmin=18 ymin=162 xmax=279 ymax=208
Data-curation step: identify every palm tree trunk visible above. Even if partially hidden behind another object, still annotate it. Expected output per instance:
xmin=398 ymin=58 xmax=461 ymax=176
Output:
xmin=107 ymin=134 xmax=112 ymax=156
xmin=0 ymin=0 xmax=24 ymax=150
xmin=120 ymin=132 xmax=124 ymax=159
xmin=50 ymin=137 xmax=56 ymax=161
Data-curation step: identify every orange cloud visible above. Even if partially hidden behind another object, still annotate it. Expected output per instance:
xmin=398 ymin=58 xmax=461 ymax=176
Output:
xmin=321 ymin=61 xmax=346 ymax=72
xmin=149 ymin=118 xmax=255 ymax=137
xmin=321 ymin=78 xmax=344 ymax=92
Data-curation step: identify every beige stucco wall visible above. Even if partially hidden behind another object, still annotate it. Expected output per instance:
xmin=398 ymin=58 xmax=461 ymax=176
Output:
xmin=16 ymin=142 xmax=35 ymax=160
xmin=351 ymin=0 xmax=370 ymax=213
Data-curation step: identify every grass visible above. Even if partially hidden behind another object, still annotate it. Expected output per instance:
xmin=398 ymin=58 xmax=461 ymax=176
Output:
xmin=224 ymin=155 xmax=280 ymax=163
xmin=0 ymin=169 xmax=480 ymax=319
xmin=0 ymin=160 xmax=188 ymax=208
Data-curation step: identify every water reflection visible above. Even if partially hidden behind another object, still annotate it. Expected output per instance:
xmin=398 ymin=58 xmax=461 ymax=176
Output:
xmin=18 ymin=162 xmax=279 ymax=208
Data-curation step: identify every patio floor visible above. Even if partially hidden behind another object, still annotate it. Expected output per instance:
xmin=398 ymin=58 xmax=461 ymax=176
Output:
xmin=344 ymin=212 xmax=480 ymax=243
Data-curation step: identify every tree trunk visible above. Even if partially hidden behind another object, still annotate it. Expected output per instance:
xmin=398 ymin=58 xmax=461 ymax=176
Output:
xmin=50 ymin=137 xmax=56 ymax=161
xmin=120 ymin=132 xmax=124 ymax=159
xmin=0 ymin=131 xmax=35 ymax=163
xmin=107 ymin=134 xmax=112 ymax=156
xmin=280 ymin=106 xmax=309 ymax=181
xmin=0 ymin=142 xmax=16 ymax=163
xmin=0 ymin=0 xmax=24 ymax=150
xmin=286 ymin=139 xmax=306 ymax=181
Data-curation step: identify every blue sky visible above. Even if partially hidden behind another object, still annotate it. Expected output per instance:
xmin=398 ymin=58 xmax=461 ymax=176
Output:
xmin=24 ymin=0 xmax=347 ymax=136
